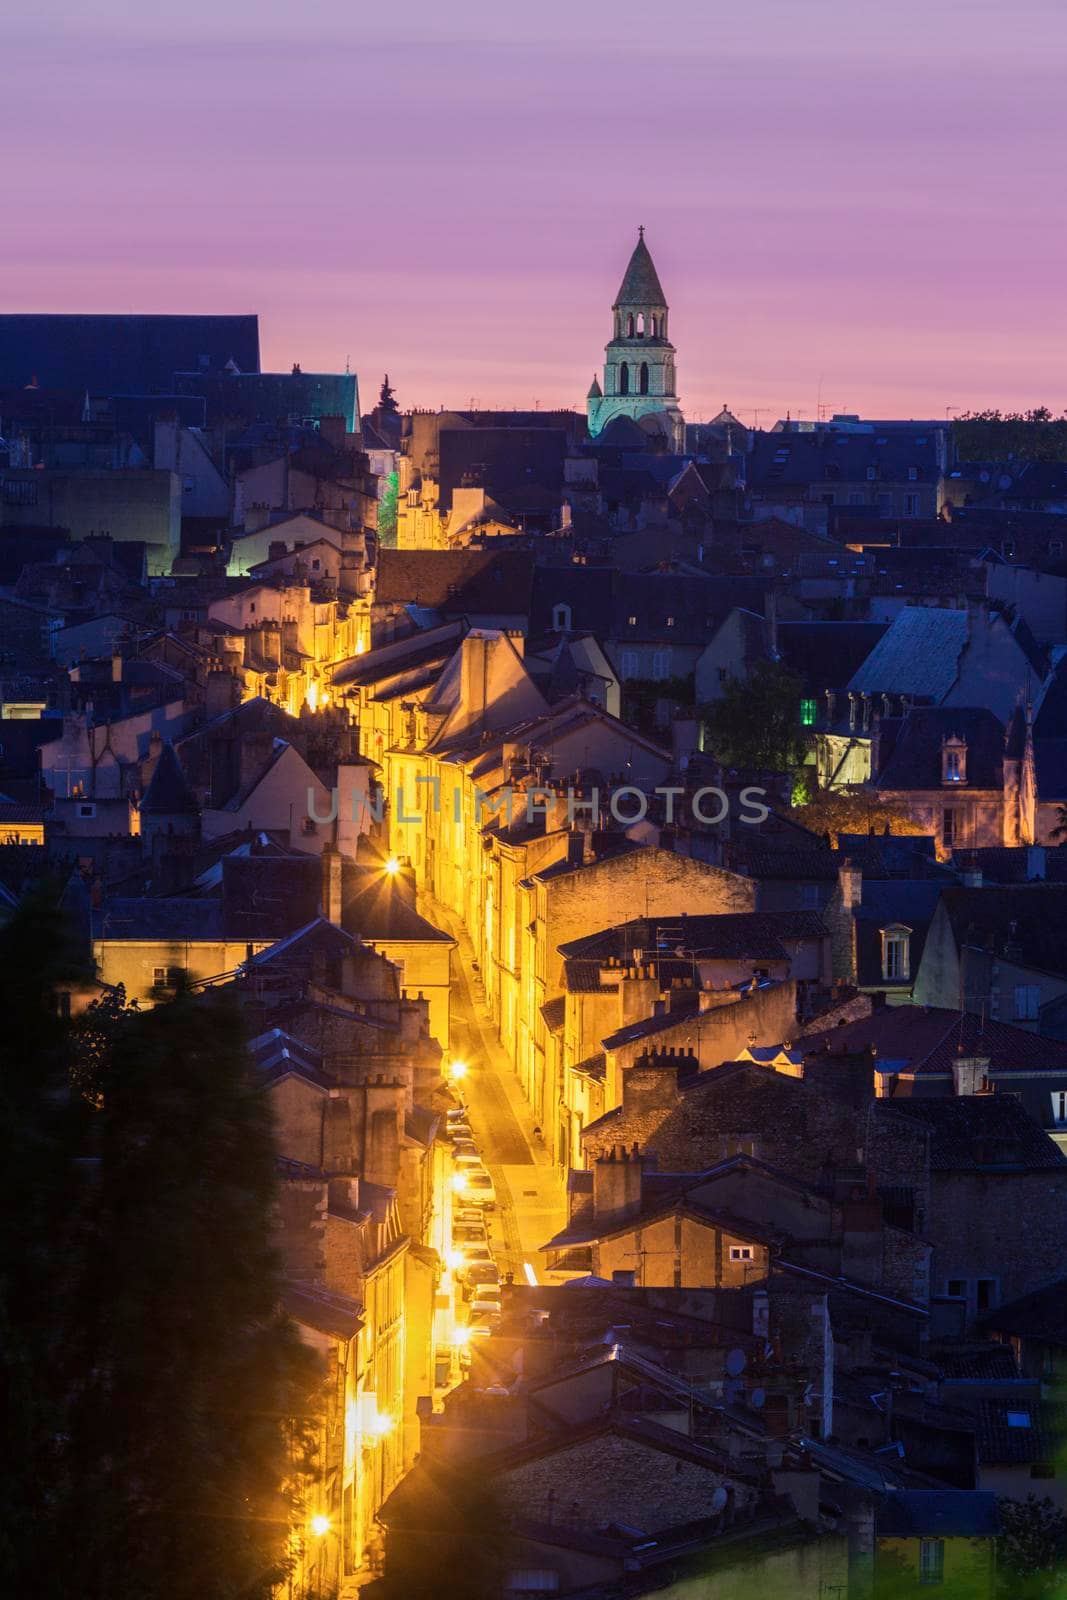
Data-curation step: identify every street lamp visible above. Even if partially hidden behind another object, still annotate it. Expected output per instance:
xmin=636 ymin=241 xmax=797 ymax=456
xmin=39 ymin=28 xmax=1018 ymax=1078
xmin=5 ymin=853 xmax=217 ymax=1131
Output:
xmin=309 ymin=1513 xmax=331 ymax=1538
xmin=449 ymin=1058 xmax=468 ymax=1082
xmin=384 ymin=856 xmax=400 ymax=876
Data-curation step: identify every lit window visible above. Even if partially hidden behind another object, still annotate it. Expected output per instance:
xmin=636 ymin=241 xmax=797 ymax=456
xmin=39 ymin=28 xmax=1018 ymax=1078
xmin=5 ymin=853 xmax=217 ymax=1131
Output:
xmin=1007 ymin=1410 xmax=1031 ymax=1429
xmin=1051 ymin=1091 xmax=1067 ymax=1125
xmin=800 ymin=697 xmax=817 ymax=726
xmin=628 ymin=615 xmax=638 ymax=627
xmin=942 ymin=738 xmax=967 ymax=783
xmin=665 ymin=615 xmax=675 ymax=627
xmin=729 ymin=1245 xmax=754 ymax=1261
xmin=919 ymin=1538 xmax=945 ymax=1585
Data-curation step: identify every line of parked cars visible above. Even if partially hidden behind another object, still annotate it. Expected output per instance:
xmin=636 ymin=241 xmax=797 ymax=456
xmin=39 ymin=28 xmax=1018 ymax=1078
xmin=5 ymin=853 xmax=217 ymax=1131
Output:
xmin=446 ymin=1104 xmax=501 ymax=1336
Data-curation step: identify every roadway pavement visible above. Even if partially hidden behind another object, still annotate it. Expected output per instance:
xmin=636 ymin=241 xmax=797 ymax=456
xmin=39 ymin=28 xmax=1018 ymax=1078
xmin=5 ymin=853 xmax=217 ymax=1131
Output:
xmin=420 ymin=891 xmax=567 ymax=1283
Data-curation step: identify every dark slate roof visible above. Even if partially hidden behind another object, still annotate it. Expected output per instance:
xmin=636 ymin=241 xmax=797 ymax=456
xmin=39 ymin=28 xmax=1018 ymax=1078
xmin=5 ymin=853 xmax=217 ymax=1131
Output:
xmin=282 ymin=1283 xmax=363 ymax=1341
xmin=776 ymin=622 xmax=889 ymax=694
xmin=848 ymin=607 xmax=970 ymax=701
xmin=613 ymin=231 xmax=668 ymax=308
xmin=173 ymin=370 xmax=357 ymax=431
xmin=852 ymin=880 xmax=944 ymax=988
xmin=940 ymin=883 xmax=1067 ymax=978
xmin=875 ymin=707 xmax=1007 ymax=791
xmin=374 ymin=549 xmax=534 ymax=614
xmin=340 ymin=862 xmax=454 ymax=944
xmin=138 ymin=742 xmax=199 ymax=816
xmin=530 ymin=565 xmax=618 ymax=638
xmin=748 ymin=427 xmax=943 ymax=491
xmin=437 ymin=427 xmax=567 ymax=513
xmin=951 ymin=845 xmax=1067 ymax=884
xmin=878 ymin=1097 xmax=1066 ymax=1172
xmin=876 ymin=1491 xmax=1001 ymax=1539
xmin=540 ymin=996 xmax=566 ymax=1033
xmin=980 ymin=1278 xmax=1067 ymax=1346
xmin=0 ymin=314 xmax=260 ymax=392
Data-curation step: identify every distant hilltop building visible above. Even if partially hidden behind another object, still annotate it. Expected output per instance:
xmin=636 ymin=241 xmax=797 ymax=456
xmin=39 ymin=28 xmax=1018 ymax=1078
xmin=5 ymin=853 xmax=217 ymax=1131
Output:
xmin=586 ymin=228 xmax=685 ymax=451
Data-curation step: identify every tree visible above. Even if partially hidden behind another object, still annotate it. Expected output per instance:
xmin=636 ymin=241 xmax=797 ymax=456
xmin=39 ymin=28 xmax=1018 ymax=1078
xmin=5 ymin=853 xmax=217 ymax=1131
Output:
xmin=701 ymin=660 xmax=806 ymax=775
xmin=997 ymin=1496 xmax=1067 ymax=1599
xmin=791 ymin=787 xmax=931 ymax=846
xmin=0 ymin=897 xmax=319 ymax=1598
xmin=954 ymin=409 xmax=1067 ymax=464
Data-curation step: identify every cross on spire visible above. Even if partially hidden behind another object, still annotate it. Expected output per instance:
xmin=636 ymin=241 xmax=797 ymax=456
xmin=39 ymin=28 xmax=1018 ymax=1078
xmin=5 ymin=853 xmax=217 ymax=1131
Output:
xmin=638 ymin=224 xmax=644 ymax=240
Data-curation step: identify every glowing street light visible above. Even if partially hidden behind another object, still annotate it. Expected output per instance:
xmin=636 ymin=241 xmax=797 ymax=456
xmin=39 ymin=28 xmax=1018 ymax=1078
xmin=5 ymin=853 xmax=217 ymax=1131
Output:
xmin=383 ymin=856 xmax=400 ymax=876
xmin=309 ymin=1514 xmax=331 ymax=1538
xmin=446 ymin=1248 xmax=464 ymax=1271
xmin=453 ymin=1325 xmax=472 ymax=1349
xmin=451 ymin=1171 xmax=469 ymax=1194
xmin=366 ymin=1408 xmax=395 ymax=1439
xmin=449 ymin=1058 xmax=468 ymax=1082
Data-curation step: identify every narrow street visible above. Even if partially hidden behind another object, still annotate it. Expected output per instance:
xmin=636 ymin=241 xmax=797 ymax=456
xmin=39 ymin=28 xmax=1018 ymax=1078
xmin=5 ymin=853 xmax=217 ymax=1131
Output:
xmin=420 ymin=892 xmax=567 ymax=1284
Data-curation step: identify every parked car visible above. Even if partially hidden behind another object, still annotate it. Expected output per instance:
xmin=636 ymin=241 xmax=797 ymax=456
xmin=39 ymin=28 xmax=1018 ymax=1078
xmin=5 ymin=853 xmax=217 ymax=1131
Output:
xmin=447 ymin=1121 xmax=474 ymax=1143
xmin=453 ymin=1149 xmax=486 ymax=1173
xmin=464 ymin=1171 xmax=496 ymax=1208
xmin=456 ymin=1243 xmax=494 ymax=1280
xmin=452 ymin=1221 xmax=488 ymax=1246
xmin=465 ymin=1261 xmax=500 ymax=1289
xmin=468 ymin=1304 xmax=501 ymax=1330
xmin=453 ymin=1206 xmax=486 ymax=1227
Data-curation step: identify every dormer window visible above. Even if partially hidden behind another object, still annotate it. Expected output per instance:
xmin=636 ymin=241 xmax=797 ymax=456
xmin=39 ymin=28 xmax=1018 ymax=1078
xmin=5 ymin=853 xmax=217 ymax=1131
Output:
xmin=942 ymin=735 xmax=967 ymax=784
xmin=881 ymin=924 xmax=912 ymax=981
xmin=551 ymin=602 xmax=572 ymax=632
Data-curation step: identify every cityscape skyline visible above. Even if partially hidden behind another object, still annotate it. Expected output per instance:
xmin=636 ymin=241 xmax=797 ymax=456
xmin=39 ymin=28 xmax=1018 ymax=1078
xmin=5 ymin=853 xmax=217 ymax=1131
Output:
xmin=5 ymin=0 xmax=1066 ymax=423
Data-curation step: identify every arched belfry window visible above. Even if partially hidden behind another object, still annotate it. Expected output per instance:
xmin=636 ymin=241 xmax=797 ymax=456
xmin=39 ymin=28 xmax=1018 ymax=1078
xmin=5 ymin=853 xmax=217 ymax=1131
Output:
xmin=626 ymin=313 xmax=635 ymax=337
xmin=637 ymin=313 xmax=645 ymax=335
xmin=619 ymin=363 xmax=630 ymax=395
xmin=639 ymin=362 xmax=650 ymax=395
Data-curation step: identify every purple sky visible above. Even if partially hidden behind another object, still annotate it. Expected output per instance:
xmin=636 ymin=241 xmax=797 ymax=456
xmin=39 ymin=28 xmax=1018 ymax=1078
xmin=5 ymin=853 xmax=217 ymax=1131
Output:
xmin=5 ymin=0 xmax=1066 ymax=423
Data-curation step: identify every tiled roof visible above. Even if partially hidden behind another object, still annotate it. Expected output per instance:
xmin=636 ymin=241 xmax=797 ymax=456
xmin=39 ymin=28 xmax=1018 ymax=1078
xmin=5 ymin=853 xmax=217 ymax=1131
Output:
xmin=540 ymin=996 xmax=565 ymax=1033
xmin=980 ymin=1278 xmax=1067 ymax=1345
xmin=614 ymin=232 xmax=668 ymax=307
xmin=975 ymin=1399 xmax=1066 ymax=1465
xmin=800 ymin=1004 xmax=1067 ymax=1074
xmin=559 ymin=910 xmax=827 ymax=964
xmin=878 ymin=1097 xmax=1066 ymax=1172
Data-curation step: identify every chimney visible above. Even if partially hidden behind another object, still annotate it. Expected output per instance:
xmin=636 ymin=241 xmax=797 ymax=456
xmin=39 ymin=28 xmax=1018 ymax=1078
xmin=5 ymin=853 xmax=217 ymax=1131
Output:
xmin=322 ymin=843 xmax=343 ymax=925
xmin=318 ymin=414 xmax=347 ymax=452
xmin=592 ymin=1144 xmax=644 ymax=1226
xmin=206 ymin=668 xmax=238 ymax=719
xmin=838 ymin=858 xmax=862 ymax=910
xmin=238 ymin=730 xmax=276 ymax=793
xmin=363 ymin=1077 xmax=404 ymax=1188
xmin=459 ymin=632 xmax=490 ymax=733
xmin=1027 ymin=845 xmax=1047 ymax=881
xmin=952 ymin=1055 xmax=989 ymax=1097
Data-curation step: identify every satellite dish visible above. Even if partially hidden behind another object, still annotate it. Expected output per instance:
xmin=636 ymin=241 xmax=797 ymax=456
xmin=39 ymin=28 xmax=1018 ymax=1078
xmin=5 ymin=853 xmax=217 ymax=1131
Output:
xmin=749 ymin=1388 xmax=767 ymax=1409
xmin=725 ymin=1348 xmax=747 ymax=1378
xmin=710 ymin=1487 xmax=728 ymax=1515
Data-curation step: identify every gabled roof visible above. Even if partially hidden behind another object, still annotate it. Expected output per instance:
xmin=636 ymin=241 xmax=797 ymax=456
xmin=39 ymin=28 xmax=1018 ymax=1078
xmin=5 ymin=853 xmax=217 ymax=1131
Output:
xmin=613 ymin=231 xmax=668 ymax=309
xmin=939 ymin=883 xmax=1067 ymax=978
xmin=800 ymin=1003 xmax=1067 ymax=1075
xmin=979 ymin=1278 xmax=1067 ymax=1345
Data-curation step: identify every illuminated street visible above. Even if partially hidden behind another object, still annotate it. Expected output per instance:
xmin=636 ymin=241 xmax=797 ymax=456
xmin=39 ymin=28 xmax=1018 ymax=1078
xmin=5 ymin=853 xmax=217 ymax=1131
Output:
xmin=424 ymin=892 xmax=567 ymax=1285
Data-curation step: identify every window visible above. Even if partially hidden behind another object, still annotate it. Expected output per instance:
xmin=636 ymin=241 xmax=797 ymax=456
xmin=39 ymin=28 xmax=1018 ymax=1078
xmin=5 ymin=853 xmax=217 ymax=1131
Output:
xmin=77 ymin=802 xmax=96 ymax=819
xmin=866 ymin=465 xmax=878 ymax=481
xmin=876 ymin=492 xmax=892 ymax=515
xmin=1050 ymin=540 xmax=1064 ymax=559
xmin=946 ymin=1279 xmax=967 ymax=1299
xmin=619 ymin=362 xmax=630 ymax=396
xmin=1051 ymin=1091 xmax=1067 ymax=1125
xmin=882 ymin=927 xmax=911 ymax=982
xmin=153 ymin=967 xmax=167 ymax=984
xmin=718 ymin=666 xmax=728 ymax=683
xmin=312 ymin=558 xmax=321 ymax=571
xmin=628 ymin=614 xmax=637 ymax=627
xmin=729 ymin=1245 xmax=754 ymax=1261
xmin=919 ymin=1538 xmax=945 ymax=1585
xmin=651 ymin=650 xmax=670 ymax=681
xmin=800 ymin=697 xmax=817 ymax=726
xmin=2 ymin=479 xmax=39 ymax=506
xmin=849 ymin=492 xmax=864 ymax=506
xmin=908 ymin=466 xmax=919 ymax=481
xmin=639 ymin=362 xmax=650 ymax=395
xmin=1007 ymin=1410 xmax=1032 ymax=1428
xmin=904 ymin=493 xmax=920 ymax=517
xmin=801 ymin=884 xmax=822 ymax=909
xmin=976 ymin=1278 xmax=998 ymax=1313
xmin=507 ymin=1572 xmax=560 ymax=1595
xmin=1014 ymin=985 xmax=1040 ymax=1020
xmin=619 ymin=651 xmax=639 ymax=679
xmin=551 ymin=603 xmax=572 ymax=632
xmin=942 ymin=807 xmax=956 ymax=846
xmin=942 ymin=737 xmax=967 ymax=784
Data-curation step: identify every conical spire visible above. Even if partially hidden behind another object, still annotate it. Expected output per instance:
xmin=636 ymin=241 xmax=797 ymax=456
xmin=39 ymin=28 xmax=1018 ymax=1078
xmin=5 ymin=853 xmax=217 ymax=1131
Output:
xmin=613 ymin=227 xmax=667 ymax=309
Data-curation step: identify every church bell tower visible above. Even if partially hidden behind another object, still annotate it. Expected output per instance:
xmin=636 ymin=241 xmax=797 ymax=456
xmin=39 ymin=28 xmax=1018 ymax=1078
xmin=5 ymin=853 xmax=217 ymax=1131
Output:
xmin=587 ymin=228 xmax=685 ymax=450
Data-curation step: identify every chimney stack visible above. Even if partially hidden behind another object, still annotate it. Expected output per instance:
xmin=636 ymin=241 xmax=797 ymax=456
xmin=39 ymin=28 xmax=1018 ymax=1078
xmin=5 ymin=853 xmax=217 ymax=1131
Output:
xmin=322 ymin=843 xmax=343 ymax=925
xmin=592 ymin=1143 xmax=644 ymax=1227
